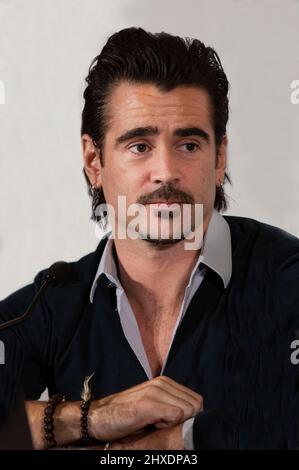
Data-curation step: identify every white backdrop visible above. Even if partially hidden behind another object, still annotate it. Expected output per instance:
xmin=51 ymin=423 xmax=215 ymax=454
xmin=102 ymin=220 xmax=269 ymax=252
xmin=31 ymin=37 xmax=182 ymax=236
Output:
xmin=0 ymin=0 xmax=299 ymax=299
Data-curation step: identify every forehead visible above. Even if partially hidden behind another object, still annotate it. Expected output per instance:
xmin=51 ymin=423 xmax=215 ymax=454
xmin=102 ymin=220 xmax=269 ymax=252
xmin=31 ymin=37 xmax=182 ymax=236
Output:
xmin=105 ymin=81 xmax=213 ymax=133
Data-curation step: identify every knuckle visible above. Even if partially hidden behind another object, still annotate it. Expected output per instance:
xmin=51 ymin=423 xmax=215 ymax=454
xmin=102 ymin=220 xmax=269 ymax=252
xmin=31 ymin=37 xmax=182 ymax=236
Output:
xmin=152 ymin=376 xmax=165 ymax=385
xmin=170 ymin=405 xmax=183 ymax=420
xmin=185 ymin=403 xmax=195 ymax=416
xmin=155 ymin=375 xmax=171 ymax=384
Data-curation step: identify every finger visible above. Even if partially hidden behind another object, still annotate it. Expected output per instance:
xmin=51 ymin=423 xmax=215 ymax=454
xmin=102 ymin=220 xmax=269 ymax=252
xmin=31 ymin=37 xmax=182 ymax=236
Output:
xmin=157 ymin=376 xmax=203 ymax=402
xmin=117 ymin=376 xmax=201 ymax=404
xmin=145 ymin=378 xmax=203 ymax=413
xmin=143 ymin=402 xmax=185 ymax=427
xmin=106 ymin=379 xmax=203 ymax=414
xmin=136 ymin=393 xmax=197 ymax=424
xmin=107 ymin=379 xmax=203 ymax=419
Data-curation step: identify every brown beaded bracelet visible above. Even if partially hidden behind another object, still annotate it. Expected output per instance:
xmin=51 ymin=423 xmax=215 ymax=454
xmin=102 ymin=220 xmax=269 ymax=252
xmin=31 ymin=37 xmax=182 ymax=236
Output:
xmin=43 ymin=393 xmax=64 ymax=449
xmin=80 ymin=399 xmax=92 ymax=442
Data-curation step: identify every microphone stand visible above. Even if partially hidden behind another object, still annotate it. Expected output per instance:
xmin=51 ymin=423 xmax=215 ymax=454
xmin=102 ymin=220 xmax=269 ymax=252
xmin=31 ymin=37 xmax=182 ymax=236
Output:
xmin=0 ymin=273 xmax=55 ymax=332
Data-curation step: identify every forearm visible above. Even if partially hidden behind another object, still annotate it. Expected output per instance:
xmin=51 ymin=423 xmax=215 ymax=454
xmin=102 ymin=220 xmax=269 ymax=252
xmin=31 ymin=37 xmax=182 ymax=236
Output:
xmin=25 ymin=400 xmax=82 ymax=450
xmin=25 ymin=398 xmax=115 ymax=450
xmin=24 ymin=376 xmax=203 ymax=449
xmin=107 ymin=423 xmax=185 ymax=450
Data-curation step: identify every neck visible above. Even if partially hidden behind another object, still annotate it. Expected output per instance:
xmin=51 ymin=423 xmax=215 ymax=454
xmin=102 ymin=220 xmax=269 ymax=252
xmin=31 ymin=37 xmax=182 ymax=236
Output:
xmin=115 ymin=240 xmax=200 ymax=310
xmin=112 ymin=212 xmax=211 ymax=314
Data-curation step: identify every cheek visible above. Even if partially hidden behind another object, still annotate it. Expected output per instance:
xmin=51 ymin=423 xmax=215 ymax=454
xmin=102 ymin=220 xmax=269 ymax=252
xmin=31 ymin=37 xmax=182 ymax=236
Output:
xmin=192 ymin=171 xmax=215 ymax=203
xmin=101 ymin=170 xmax=136 ymax=211
xmin=192 ymin=167 xmax=212 ymax=189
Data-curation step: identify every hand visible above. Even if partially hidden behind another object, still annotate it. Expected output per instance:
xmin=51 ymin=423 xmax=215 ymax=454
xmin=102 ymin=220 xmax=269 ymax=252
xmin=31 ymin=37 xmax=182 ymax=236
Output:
xmin=89 ymin=376 xmax=203 ymax=441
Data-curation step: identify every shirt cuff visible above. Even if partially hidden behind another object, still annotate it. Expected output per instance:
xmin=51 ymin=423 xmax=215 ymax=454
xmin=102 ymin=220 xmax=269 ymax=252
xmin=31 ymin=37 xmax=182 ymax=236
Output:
xmin=182 ymin=417 xmax=195 ymax=450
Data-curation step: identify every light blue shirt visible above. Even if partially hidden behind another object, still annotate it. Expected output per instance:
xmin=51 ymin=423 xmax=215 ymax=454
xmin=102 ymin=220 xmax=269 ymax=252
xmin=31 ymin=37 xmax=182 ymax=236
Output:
xmin=90 ymin=209 xmax=232 ymax=449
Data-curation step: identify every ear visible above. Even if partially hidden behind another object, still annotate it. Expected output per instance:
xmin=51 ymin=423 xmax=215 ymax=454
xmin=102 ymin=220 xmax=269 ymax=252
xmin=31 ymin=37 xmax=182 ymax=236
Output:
xmin=82 ymin=134 xmax=103 ymax=188
xmin=215 ymin=135 xmax=228 ymax=185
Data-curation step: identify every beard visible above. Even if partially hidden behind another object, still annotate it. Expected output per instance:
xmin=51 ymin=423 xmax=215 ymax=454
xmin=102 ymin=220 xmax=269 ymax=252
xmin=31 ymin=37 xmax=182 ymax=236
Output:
xmin=138 ymin=207 xmax=194 ymax=247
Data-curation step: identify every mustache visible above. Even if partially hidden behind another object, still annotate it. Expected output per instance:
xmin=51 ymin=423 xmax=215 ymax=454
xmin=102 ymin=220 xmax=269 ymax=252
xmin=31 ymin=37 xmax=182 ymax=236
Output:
xmin=137 ymin=184 xmax=194 ymax=205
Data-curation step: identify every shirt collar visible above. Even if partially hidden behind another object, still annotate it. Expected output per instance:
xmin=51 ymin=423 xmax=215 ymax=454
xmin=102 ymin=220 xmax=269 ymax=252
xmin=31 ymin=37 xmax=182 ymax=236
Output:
xmin=90 ymin=209 xmax=232 ymax=303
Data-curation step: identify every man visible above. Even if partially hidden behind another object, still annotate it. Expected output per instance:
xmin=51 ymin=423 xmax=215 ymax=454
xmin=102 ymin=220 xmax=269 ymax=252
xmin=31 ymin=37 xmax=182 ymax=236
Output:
xmin=1 ymin=27 xmax=299 ymax=450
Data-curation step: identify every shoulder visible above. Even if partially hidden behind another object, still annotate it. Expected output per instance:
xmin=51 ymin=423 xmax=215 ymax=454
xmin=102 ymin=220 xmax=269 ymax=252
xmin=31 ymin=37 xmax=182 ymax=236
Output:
xmin=223 ymin=214 xmax=299 ymax=275
xmin=224 ymin=214 xmax=299 ymax=247
xmin=0 ymin=236 xmax=110 ymax=380
xmin=0 ymin=236 xmax=109 ymax=319
xmin=223 ymin=215 xmax=299 ymax=335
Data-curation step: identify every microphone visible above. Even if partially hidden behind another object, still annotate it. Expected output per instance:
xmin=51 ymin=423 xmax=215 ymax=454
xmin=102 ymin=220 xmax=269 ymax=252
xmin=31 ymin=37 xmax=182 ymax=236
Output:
xmin=0 ymin=261 xmax=79 ymax=331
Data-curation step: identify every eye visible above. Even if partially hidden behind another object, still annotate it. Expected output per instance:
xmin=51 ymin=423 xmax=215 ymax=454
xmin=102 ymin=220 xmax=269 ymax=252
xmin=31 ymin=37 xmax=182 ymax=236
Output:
xmin=180 ymin=142 xmax=200 ymax=152
xmin=128 ymin=143 xmax=150 ymax=154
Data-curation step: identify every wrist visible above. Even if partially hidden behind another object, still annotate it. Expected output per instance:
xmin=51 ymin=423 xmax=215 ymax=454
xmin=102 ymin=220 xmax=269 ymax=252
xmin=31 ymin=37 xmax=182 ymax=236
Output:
xmin=88 ymin=399 xmax=101 ymax=440
xmin=88 ymin=398 xmax=108 ymax=441
xmin=54 ymin=400 xmax=82 ymax=446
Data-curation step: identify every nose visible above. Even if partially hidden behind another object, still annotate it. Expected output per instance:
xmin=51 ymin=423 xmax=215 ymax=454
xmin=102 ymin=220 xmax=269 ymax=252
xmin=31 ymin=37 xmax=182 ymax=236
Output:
xmin=150 ymin=146 xmax=181 ymax=185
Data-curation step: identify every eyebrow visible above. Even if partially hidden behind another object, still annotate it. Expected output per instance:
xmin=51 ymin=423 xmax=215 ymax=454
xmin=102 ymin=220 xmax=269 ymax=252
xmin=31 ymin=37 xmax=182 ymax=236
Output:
xmin=115 ymin=126 xmax=210 ymax=146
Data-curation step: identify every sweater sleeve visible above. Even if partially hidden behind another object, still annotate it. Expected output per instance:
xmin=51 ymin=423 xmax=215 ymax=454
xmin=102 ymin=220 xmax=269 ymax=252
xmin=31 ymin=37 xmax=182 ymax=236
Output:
xmin=0 ymin=269 xmax=52 ymax=420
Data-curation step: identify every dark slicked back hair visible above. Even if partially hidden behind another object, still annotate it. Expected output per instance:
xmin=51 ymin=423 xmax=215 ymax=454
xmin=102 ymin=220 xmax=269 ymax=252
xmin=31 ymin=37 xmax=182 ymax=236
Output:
xmin=81 ymin=27 xmax=231 ymax=221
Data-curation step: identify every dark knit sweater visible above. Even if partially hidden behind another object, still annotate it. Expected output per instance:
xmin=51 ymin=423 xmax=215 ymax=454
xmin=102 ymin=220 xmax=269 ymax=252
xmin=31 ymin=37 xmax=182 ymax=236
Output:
xmin=1 ymin=215 xmax=299 ymax=449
